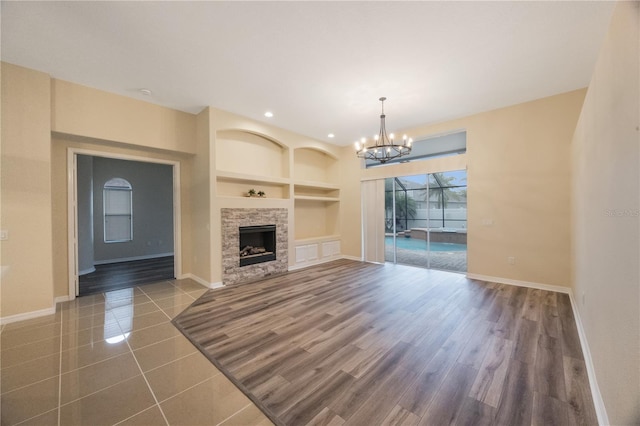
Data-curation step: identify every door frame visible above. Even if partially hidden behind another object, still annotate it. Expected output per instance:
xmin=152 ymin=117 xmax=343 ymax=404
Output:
xmin=67 ymin=147 xmax=182 ymax=299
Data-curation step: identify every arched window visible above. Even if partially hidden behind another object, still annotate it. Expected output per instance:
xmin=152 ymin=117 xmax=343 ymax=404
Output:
xmin=103 ymin=178 xmax=133 ymax=242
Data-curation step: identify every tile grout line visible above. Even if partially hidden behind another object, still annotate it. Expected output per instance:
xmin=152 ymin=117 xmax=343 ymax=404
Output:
xmin=143 ymin=350 xmax=203 ymax=375
xmin=118 ymin=285 xmax=171 ymax=426
xmin=57 ymin=303 xmax=63 ymax=426
xmin=155 ymin=375 xmax=215 ymax=405
xmin=137 ymin=281 xmax=195 ymax=322
xmin=14 ymin=408 xmax=58 ymax=426
xmin=215 ymin=402 xmax=254 ymax=426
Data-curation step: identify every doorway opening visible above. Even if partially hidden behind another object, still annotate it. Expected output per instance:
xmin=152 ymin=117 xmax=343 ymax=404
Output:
xmin=384 ymin=170 xmax=467 ymax=272
xmin=68 ymin=149 xmax=182 ymax=299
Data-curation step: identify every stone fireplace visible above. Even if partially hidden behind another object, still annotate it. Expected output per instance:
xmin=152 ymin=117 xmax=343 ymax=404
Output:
xmin=221 ymin=208 xmax=288 ymax=285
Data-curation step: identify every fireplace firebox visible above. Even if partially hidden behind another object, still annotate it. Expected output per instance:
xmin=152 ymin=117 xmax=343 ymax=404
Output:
xmin=239 ymin=225 xmax=276 ymax=267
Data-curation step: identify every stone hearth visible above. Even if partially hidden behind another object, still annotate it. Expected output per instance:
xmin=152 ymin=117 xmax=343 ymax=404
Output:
xmin=221 ymin=208 xmax=288 ymax=285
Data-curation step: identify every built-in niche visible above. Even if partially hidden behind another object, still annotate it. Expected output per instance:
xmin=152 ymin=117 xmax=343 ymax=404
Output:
xmin=216 ymin=130 xmax=289 ymax=178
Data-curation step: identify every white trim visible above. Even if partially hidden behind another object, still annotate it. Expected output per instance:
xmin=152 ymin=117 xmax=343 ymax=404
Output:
xmin=341 ymin=255 xmax=364 ymax=262
xmin=0 ymin=306 xmax=56 ymax=325
xmin=78 ymin=267 xmax=96 ymax=275
xmin=93 ymin=252 xmax=174 ymax=266
xmin=567 ymin=291 xmax=609 ymax=425
xmin=465 ymin=272 xmax=608 ymax=424
xmin=179 ymin=273 xmax=224 ymax=290
xmin=465 ymin=273 xmax=571 ymax=294
xmin=54 ymin=296 xmax=72 ymax=304
xmin=67 ymin=149 xmax=78 ymax=302
xmin=67 ymin=147 xmax=182 ymax=301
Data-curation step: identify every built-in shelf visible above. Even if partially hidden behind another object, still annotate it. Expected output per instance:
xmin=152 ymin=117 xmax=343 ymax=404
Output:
xmin=216 ymin=170 xmax=289 ymax=185
xmin=294 ymin=195 xmax=340 ymax=202
xmin=216 ymin=170 xmax=290 ymax=199
xmin=293 ymin=180 xmax=340 ymax=191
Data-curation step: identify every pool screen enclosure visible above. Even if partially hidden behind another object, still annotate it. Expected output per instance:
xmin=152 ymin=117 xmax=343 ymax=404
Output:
xmin=384 ymin=170 xmax=467 ymax=272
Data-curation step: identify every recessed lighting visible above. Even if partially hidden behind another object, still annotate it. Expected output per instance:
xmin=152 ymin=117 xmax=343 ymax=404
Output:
xmin=264 ymin=111 xmax=274 ymax=118
xmin=328 ymin=133 xmax=335 ymax=138
xmin=139 ymin=88 xmax=152 ymax=96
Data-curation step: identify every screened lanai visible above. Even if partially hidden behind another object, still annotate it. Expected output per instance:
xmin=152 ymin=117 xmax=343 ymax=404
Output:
xmin=384 ymin=170 xmax=467 ymax=272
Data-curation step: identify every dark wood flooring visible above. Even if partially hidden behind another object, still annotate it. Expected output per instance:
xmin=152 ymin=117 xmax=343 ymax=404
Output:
xmin=173 ymin=259 xmax=597 ymax=426
xmin=79 ymin=256 xmax=174 ymax=296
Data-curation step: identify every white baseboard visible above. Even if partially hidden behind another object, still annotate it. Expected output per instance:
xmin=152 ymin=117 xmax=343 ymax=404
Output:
xmin=54 ymin=296 xmax=72 ymax=304
xmin=567 ymin=291 xmax=609 ymax=425
xmin=94 ymin=252 xmax=174 ymax=265
xmin=341 ymin=255 xmax=364 ymax=262
xmin=179 ymin=273 xmax=224 ymax=290
xmin=465 ymin=273 xmax=571 ymax=294
xmin=465 ymin=272 xmax=608 ymax=424
xmin=0 ymin=305 xmax=56 ymax=325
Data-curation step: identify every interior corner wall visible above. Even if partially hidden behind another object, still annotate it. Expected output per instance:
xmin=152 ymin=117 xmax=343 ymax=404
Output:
xmin=191 ymin=108 xmax=213 ymax=284
xmin=1 ymin=63 xmax=54 ymax=318
xmin=339 ymin=146 xmax=365 ymax=259
xmin=571 ymin=2 xmax=640 ymax=424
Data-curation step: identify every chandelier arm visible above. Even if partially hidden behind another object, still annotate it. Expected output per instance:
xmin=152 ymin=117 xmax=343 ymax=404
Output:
xmin=355 ymin=96 xmax=412 ymax=164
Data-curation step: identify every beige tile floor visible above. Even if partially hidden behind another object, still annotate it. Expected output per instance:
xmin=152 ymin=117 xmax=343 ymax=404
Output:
xmin=0 ymin=278 xmax=273 ymax=426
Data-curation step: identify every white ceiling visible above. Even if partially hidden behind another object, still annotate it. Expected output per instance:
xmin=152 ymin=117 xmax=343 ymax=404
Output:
xmin=1 ymin=1 xmax=614 ymax=146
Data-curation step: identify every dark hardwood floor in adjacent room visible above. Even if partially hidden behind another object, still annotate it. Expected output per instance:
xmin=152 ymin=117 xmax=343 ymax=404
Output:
xmin=173 ymin=259 xmax=597 ymax=426
xmin=79 ymin=256 xmax=174 ymax=295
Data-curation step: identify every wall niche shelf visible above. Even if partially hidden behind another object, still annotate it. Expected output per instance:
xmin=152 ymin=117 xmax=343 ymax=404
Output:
xmin=216 ymin=170 xmax=289 ymax=185
xmin=294 ymin=195 xmax=340 ymax=202
xmin=293 ymin=180 xmax=339 ymax=202
xmin=216 ymin=171 xmax=290 ymax=199
xmin=293 ymin=180 xmax=340 ymax=191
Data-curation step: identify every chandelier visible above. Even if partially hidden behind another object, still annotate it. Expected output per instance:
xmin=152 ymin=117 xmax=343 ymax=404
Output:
xmin=354 ymin=97 xmax=412 ymax=164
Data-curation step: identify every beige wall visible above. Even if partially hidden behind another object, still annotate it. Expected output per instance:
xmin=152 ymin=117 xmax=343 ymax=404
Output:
xmin=1 ymin=63 xmax=54 ymax=317
xmin=341 ymin=90 xmax=586 ymax=288
xmin=52 ymin=79 xmax=197 ymax=154
xmin=1 ymin=64 xmax=199 ymax=317
xmin=572 ymin=2 xmax=639 ymax=424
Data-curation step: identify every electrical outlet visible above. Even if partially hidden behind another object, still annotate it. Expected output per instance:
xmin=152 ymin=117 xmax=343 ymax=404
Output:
xmin=0 ymin=230 xmax=8 ymax=241
xmin=507 ymin=256 xmax=515 ymax=265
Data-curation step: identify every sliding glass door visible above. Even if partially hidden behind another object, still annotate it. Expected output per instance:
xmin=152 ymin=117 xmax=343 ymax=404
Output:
xmin=384 ymin=170 xmax=467 ymax=272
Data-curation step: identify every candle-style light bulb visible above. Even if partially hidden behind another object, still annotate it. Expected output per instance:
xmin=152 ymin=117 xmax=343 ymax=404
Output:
xmin=389 ymin=133 xmax=394 ymax=141
xmin=355 ymin=141 xmax=361 ymax=151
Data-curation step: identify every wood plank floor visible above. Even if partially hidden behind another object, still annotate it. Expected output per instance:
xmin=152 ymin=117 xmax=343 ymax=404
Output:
xmin=79 ymin=256 xmax=174 ymax=295
xmin=173 ymin=259 xmax=597 ymax=426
